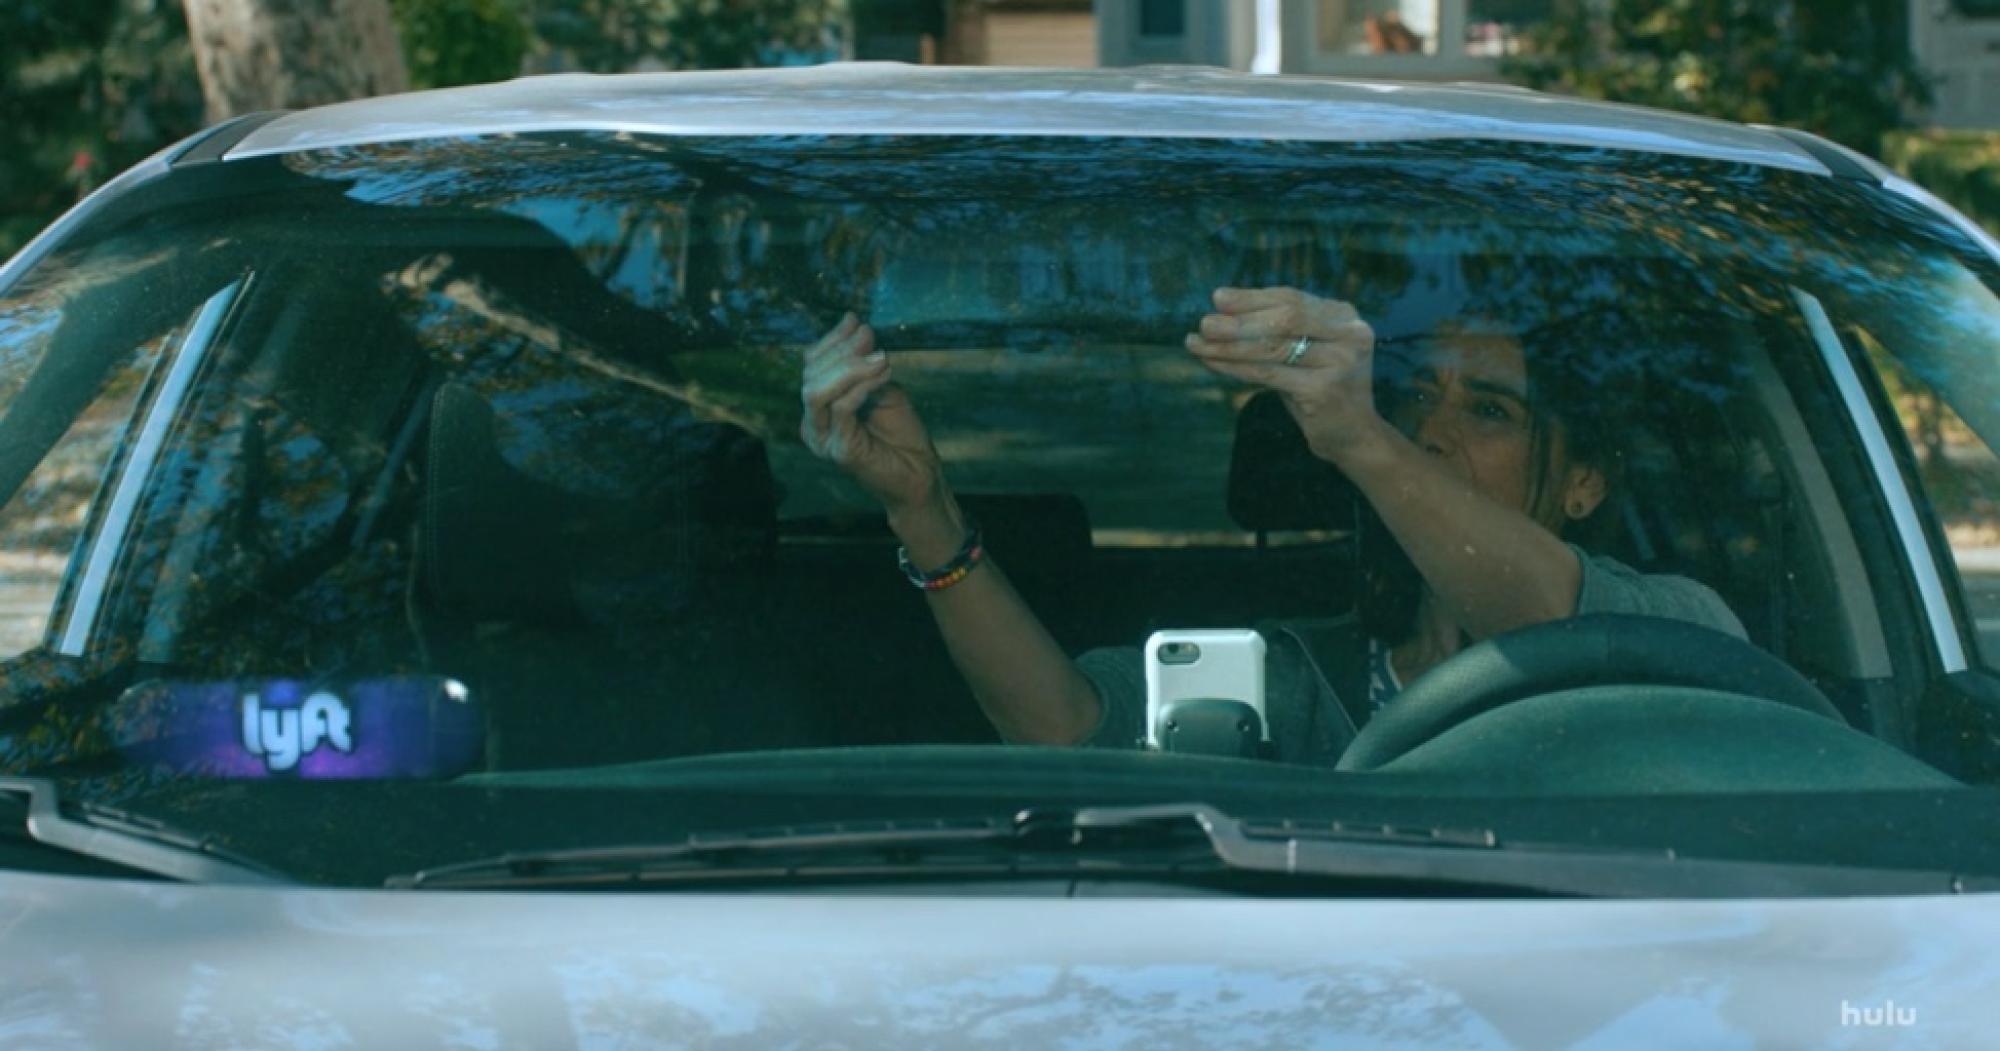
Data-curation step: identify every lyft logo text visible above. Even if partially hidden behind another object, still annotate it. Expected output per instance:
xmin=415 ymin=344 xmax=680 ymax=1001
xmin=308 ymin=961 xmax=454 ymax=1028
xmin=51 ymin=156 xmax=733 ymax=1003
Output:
xmin=241 ymin=692 xmax=353 ymax=771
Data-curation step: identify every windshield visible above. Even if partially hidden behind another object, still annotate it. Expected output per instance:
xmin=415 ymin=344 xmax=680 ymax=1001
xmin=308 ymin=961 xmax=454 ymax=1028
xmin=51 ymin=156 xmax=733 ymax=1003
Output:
xmin=4 ymin=132 xmax=2000 ymax=888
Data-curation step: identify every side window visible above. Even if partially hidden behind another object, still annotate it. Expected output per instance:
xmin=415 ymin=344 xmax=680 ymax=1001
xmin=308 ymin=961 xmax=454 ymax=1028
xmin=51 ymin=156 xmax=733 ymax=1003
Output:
xmin=0 ymin=273 xmax=227 ymax=661
xmin=1858 ymin=329 xmax=2000 ymax=667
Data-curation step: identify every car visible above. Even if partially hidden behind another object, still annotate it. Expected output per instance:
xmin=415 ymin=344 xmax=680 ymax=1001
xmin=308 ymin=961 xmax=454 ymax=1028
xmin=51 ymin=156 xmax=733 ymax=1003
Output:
xmin=4 ymin=61 xmax=2000 ymax=1046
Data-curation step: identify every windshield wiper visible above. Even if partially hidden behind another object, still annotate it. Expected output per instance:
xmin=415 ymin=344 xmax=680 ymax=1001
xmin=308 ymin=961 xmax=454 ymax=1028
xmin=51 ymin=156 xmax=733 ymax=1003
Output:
xmin=387 ymin=802 xmax=1995 ymax=897
xmin=0 ymin=777 xmax=288 ymax=884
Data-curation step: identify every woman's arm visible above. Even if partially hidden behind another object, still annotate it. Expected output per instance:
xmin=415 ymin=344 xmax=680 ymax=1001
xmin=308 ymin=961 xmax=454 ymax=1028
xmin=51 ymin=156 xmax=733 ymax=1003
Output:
xmin=800 ymin=315 xmax=1103 ymax=744
xmin=1326 ymin=418 xmax=1582 ymax=639
xmin=888 ymin=493 xmax=1105 ymax=744
xmin=1186 ymin=287 xmax=1583 ymax=641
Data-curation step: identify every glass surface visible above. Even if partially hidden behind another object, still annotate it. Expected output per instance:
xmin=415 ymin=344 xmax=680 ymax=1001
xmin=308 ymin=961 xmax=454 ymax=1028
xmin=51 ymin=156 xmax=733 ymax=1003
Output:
xmin=1851 ymin=276 xmax=2000 ymax=666
xmin=1 ymin=132 xmax=1998 ymax=887
xmin=0 ymin=261 xmax=227 ymax=661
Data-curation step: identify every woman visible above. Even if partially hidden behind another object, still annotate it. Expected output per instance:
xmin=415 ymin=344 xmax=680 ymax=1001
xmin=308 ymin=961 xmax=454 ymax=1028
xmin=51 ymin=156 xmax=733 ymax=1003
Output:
xmin=798 ymin=286 xmax=1744 ymax=761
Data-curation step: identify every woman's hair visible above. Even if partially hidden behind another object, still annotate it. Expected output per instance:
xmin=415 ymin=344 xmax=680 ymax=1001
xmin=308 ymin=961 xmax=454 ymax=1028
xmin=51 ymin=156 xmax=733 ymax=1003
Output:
xmin=1356 ymin=312 xmax=1638 ymax=647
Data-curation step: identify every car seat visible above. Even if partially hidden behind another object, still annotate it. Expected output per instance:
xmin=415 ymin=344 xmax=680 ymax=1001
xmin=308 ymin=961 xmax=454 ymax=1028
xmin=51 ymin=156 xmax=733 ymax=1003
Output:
xmin=419 ymin=379 xmax=814 ymax=769
xmin=1222 ymin=391 xmax=1363 ymax=622
xmin=766 ymin=490 xmax=1097 ymax=746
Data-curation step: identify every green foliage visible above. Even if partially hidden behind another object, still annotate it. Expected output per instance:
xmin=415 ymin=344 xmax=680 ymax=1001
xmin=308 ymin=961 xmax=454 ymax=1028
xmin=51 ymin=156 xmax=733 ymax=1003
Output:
xmin=0 ymin=0 xmax=204 ymax=257
xmin=1503 ymin=0 xmax=1929 ymax=156
xmin=390 ymin=0 xmax=531 ymax=89
xmin=523 ymin=0 xmax=845 ymax=72
xmin=1884 ymin=129 xmax=2000 ymax=238
xmin=0 ymin=0 xmax=853 ymax=258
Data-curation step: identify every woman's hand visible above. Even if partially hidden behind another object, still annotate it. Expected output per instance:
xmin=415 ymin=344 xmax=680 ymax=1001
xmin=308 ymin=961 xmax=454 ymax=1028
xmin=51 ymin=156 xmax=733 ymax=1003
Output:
xmin=1185 ymin=286 xmax=1386 ymax=466
xmin=800 ymin=313 xmax=945 ymax=516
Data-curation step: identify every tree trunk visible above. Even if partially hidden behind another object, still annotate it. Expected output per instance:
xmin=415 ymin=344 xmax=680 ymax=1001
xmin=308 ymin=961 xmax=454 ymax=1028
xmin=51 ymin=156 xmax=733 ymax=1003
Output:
xmin=182 ymin=0 xmax=409 ymax=122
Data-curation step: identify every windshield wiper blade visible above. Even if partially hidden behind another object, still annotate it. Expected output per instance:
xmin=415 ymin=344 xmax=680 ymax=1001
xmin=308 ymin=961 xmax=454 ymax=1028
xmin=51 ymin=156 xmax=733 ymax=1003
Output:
xmin=387 ymin=803 xmax=1481 ymax=890
xmin=1163 ymin=804 xmax=1999 ymax=898
xmin=390 ymin=804 xmax=1492 ymax=891
xmin=390 ymin=813 xmax=1071 ymax=890
xmin=389 ymin=801 xmax=1993 ymax=896
xmin=0 ymin=777 xmax=288 ymax=884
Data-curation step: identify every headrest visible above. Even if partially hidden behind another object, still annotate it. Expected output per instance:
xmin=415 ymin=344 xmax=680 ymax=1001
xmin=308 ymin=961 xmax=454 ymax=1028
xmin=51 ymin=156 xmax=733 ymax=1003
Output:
xmin=955 ymin=492 xmax=1092 ymax=572
xmin=422 ymin=381 xmax=777 ymax=626
xmin=1226 ymin=391 xmax=1361 ymax=533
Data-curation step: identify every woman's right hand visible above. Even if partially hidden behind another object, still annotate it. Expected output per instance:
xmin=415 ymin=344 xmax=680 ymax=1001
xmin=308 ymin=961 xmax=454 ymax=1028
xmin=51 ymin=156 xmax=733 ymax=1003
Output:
xmin=800 ymin=313 xmax=944 ymax=515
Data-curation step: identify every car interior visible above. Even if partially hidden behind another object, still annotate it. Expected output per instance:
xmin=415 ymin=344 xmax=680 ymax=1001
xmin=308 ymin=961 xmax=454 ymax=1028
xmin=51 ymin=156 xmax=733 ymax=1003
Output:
xmin=240 ymin=263 xmax=1930 ymax=766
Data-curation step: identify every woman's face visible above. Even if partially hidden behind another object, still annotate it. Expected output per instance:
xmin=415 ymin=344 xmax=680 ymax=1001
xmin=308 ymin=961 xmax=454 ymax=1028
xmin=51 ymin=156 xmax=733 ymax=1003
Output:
xmin=1386 ymin=330 xmax=1605 ymax=528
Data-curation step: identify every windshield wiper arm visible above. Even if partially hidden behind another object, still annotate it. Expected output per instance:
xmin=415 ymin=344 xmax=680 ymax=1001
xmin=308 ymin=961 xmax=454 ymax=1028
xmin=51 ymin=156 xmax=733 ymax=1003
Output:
xmin=0 ymin=777 xmax=288 ymax=884
xmin=389 ymin=801 xmax=1995 ymax=896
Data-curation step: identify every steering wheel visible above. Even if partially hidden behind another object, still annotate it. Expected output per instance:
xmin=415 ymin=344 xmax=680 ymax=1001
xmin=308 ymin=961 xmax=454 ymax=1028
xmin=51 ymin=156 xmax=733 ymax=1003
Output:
xmin=1334 ymin=614 xmax=1845 ymax=772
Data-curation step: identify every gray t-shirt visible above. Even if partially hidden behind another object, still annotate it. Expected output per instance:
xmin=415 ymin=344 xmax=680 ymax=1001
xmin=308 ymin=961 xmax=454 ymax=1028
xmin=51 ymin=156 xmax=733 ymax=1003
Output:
xmin=1074 ymin=544 xmax=1747 ymax=761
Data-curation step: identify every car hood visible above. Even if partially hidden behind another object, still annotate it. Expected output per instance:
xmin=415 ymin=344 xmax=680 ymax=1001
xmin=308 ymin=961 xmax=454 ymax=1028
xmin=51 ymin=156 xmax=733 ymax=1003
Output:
xmin=1 ymin=872 xmax=1988 ymax=1047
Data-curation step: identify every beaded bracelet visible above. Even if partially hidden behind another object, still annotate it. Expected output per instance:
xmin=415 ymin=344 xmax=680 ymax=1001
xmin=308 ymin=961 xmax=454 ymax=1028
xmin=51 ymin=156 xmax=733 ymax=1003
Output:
xmin=897 ymin=517 xmax=985 ymax=591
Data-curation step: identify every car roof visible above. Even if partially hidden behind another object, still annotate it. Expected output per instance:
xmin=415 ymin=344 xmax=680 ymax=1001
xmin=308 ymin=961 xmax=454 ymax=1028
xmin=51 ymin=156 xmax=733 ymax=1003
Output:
xmin=225 ymin=62 xmax=1831 ymax=176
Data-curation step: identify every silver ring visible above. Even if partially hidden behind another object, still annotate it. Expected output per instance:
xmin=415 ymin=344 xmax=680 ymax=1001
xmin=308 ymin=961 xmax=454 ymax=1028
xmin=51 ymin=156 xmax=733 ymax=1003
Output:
xmin=1283 ymin=335 xmax=1312 ymax=367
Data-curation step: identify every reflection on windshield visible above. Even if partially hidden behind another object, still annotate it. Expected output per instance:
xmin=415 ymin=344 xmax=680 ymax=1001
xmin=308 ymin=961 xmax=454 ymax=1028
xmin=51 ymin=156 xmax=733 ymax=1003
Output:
xmin=0 ymin=133 xmax=1992 ymax=874
xmin=276 ymin=134 xmax=1986 ymax=353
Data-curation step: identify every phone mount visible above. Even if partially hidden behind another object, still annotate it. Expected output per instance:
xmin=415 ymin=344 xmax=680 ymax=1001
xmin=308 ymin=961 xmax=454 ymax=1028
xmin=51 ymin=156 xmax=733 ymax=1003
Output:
xmin=1154 ymin=698 xmax=1266 ymax=759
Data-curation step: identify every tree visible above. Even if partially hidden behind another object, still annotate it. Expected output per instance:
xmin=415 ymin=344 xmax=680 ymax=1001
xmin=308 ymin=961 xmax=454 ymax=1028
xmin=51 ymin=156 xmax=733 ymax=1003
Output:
xmin=180 ymin=0 xmax=409 ymax=120
xmin=1503 ymin=0 xmax=1928 ymax=156
xmin=0 ymin=0 xmax=849 ymax=259
xmin=523 ymin=0 xmax=845 ymax=73
xmin=0 ymin=0 xmax=204 ymax=256
xmin=389 ymin=0 xmax=530 ymax=89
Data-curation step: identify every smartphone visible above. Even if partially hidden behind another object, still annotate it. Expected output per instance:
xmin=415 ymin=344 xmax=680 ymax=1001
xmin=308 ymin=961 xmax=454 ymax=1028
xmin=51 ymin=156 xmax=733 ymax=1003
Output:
xmin=1143 ymin=629 xmax=1268 ymax=755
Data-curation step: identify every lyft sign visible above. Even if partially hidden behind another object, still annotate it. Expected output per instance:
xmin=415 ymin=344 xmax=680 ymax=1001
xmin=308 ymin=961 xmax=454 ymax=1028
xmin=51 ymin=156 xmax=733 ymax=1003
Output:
xmin=107 ymin=676 xmax=481 ymax=779
xmin=241 ymin=691 xmax=354 ymax=772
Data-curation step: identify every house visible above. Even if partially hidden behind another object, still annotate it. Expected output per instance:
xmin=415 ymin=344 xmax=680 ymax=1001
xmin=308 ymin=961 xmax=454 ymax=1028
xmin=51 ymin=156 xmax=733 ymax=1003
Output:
xmin=1914 ymin=0 xmax=2000 ymax=128
xmin=854 ymin=1 xmax=1999 ymax=130
xmin=850 ymin=0 xmax=1100 ymax=67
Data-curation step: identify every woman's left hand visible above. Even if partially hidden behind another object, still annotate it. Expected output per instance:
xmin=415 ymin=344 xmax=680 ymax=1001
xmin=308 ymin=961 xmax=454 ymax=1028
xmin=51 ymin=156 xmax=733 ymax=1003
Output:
xmin=1185 ymin=286 xmax=1382 ymax=464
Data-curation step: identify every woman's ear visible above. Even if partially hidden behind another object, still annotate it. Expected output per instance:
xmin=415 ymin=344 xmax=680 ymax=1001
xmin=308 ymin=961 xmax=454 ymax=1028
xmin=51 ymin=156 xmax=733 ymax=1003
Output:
xmin=1561 ymin=463 xmax=1609 ymax=521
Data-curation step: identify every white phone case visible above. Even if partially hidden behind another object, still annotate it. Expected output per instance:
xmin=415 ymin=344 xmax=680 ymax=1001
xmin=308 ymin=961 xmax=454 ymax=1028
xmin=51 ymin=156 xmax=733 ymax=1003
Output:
xmin=1143 ymin=629 xmax=1268 ymax=749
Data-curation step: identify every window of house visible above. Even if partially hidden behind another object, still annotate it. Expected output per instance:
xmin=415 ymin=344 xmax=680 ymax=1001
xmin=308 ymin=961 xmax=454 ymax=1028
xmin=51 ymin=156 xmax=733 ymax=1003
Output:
xmin=1139 ymin=0 xmax=1185 ymax=38
xmin=1316 ymin=0 xmax=1439 ymax=56
xmin=1293 ymin=0 xmax=1517 ymax=75
xmin=1464 ymin=0 xmax=1549 ymax=56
